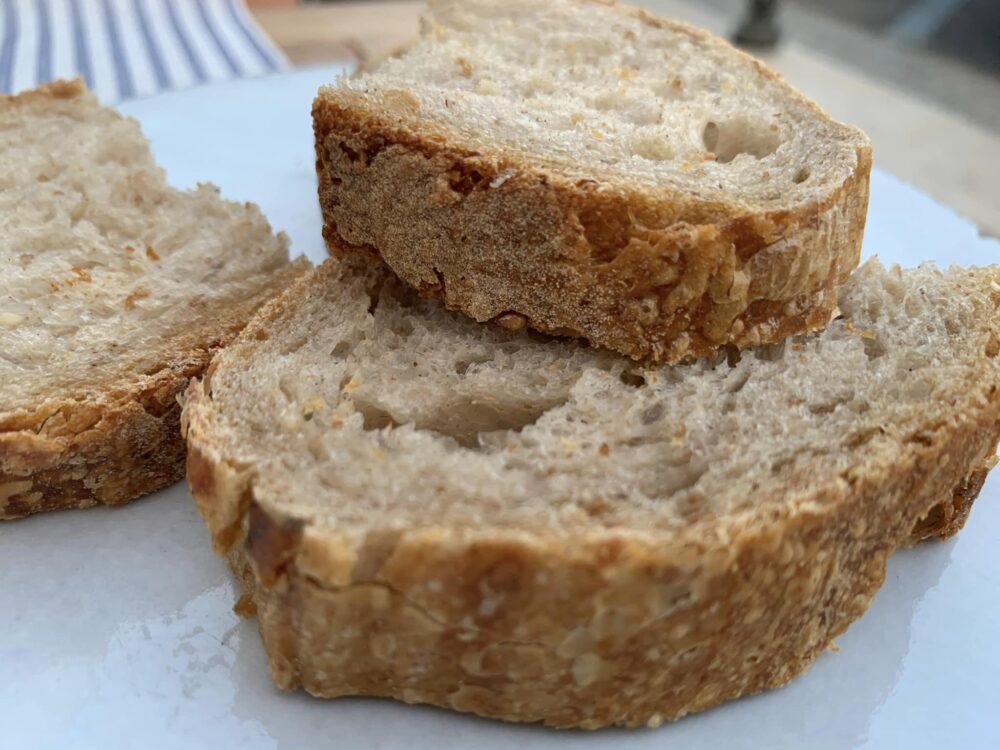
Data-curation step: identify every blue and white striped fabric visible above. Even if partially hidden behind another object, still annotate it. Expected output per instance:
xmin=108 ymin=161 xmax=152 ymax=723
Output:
xmin=0 ymin=0 xmax=289 ymax=103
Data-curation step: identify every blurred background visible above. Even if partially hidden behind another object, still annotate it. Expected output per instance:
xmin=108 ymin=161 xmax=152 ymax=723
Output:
xmin=245 ymin=0 xmax=1000 ymax=237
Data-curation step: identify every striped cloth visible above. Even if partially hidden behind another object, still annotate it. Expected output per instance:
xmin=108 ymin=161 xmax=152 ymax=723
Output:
xmin=0 ymin=0 xmax=289 ymax=103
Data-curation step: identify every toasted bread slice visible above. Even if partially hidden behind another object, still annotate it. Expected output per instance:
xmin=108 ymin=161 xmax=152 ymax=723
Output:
xmin=0 ymin=81 xmax=308 ymax=519
xmin=183 ymin=256 xmax=1000 ymax=728
xmin=313 ymin=0 xmax=872 ymax=362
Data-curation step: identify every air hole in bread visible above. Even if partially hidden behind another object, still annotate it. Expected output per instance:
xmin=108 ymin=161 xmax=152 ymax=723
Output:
xmin=793 ymin=167 xmax=810 ymax=184
xmin=454 ymin=355 xmax=493 ymax=375
xmin=725 ymin=370 xmax=751 ymax=394
xmin=355 ymin=395 xmax=566 ymax=449
xmin=701 ymin=118 xmax=780 ymax=163
xmin=339 ymin=143 xmax=361 ymax=163
xmin=808 ymin=401 xmax=840 ymax=415
xmin=753 ymin=340 xmax=787 ymax=363
xmin=393 ymin=320 xmax=414 ymax=338
xmin=641 ymin=403 xmax=664 ymax=424
xmin=331 ymin=341 xmax=352 ymax=358
xmin=279 ymin=334 xmax=310 ymax=355
xmin=358 ymin=401 xmax=400 ymax=432
xmin=862 ymin=336 xmax=886 ymax=361
xmin=620 ymin=370 xmax=646 ymax=388
xmin=579 ymin=205 xmax=631 ymax=263
xmin=448 ymin=168 xmax=486 ymax=195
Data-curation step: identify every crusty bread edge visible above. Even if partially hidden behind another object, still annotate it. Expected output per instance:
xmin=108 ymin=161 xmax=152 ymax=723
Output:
xmin=312 ymin=0 xmax=873 ymax=362
xmin=0 ymin=80 xmax=311 ymax=519
xmin=0 ymin=257 xmax=307 ymax=520
xmin=181 ymin=261 xmax=1000 ymax=729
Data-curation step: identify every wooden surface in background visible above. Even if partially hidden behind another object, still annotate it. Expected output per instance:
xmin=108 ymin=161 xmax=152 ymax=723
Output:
xmin=254 ymin=1 xmax=421 ymax=66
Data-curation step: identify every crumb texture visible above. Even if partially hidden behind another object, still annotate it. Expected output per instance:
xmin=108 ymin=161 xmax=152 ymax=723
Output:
xmin=201 ymin=259 xmax=1000 ymax=537
xmin=185 ymin=257 xmax=1000 ymax=728
xmin=314 ymin=0 xmax=872 ymax=361
xmin=0 ymin=81 xmax=305 ymax=518
xmin=345 ymin=0 xmax=858 ymax=205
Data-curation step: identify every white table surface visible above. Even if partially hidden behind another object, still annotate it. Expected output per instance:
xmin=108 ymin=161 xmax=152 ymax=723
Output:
xmin=2 ymin=67 xmax=999 ymax=750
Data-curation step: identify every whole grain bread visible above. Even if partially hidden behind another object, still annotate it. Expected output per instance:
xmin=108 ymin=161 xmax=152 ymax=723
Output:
xmin=0 ymin=80 xmax=308 ymax=519
xmin=313 ymin=0 xmax=872 ymax=362
xmin=183 ymin=255 xmax=1000 ymax=728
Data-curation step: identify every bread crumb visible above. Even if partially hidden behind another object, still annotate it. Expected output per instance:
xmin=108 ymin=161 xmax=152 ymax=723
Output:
xmin=123 ymin=288 xmax=150 ymax=310
xmin=591 ymin=129 xmax=604 ymax=140
xmin=599 ymin=443 xmax=610 ymax=456
xmin=302 ymin=396 xmax=328 ymax=419
xmin=455 ymin=57 xmax=473 ymax=77
xmin=233 ymin=593 xmax=257 ymax=617
xmin=571 ymin=653 xmax=603 ymax=687
xmin=476 ymin=79 xmax=502 ymax=96
xmin=0 ymin=312 xmax=24 ymax=328
xmin=145 ymin=245 xmax=160 ymax=261
xmin=844 ymin=321 xmax=876 ymax=339
xmin=496 ymin=312 xmax=526 ymax=331
xmin=72 ymin=267 xmax=92 ymax=283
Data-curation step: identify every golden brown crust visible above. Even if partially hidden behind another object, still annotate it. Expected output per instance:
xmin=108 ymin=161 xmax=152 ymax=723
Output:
xmin=311 ymin=6 xmax=873 ymax=362
xmin=0 ymin=258 xmax=306 ymax=521
xmin=183 ymin=346 xmax=1000 ymax=728
xmin=2 ymin=361 xmax=199 ymax=518
xmin=0 ymin=80 xmax=309 ymax=520
xmin=0 ymin=77 xmax=86 ymax=107
xmin=907 ymin=463 xmax=993 ymax=543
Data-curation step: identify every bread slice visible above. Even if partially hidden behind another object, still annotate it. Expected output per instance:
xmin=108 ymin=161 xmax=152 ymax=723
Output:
xmin=183 ymin=255 xmax=1000 ymax=729
xmin=312 ymin=0 xmax=872 ymax=363
xmin=0 ymin=80 xmax=308 ymax=519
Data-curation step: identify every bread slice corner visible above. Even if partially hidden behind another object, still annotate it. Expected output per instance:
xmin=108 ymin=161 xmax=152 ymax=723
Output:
xmin=0 ymin=80 xmax=309 ymax=519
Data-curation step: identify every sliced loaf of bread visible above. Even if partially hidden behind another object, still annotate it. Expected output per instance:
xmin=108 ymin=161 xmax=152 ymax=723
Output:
xmin=183 ymin=255 xmax=1000 ymax=728
xmin=0 ymin=80 xmax=308 ymax=519
xmin=313 ymin=0 xmax=872 ymax=362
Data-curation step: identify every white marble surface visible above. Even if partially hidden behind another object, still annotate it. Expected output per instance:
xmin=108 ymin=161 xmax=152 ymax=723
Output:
xmin=1 ymin=67 xmax=999 ymax=750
